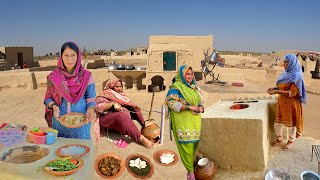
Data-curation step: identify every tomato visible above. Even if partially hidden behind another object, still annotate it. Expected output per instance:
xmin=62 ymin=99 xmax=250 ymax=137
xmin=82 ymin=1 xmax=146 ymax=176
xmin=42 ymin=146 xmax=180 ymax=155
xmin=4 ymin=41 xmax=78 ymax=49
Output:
xmin=70 ymin=159 xmax=78 ymax=165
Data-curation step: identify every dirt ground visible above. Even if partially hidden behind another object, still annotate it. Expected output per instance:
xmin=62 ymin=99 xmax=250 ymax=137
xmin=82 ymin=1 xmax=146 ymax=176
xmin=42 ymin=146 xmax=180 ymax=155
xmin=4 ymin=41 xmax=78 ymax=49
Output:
xmin=0 ymin=86 xmax=319 ymax=179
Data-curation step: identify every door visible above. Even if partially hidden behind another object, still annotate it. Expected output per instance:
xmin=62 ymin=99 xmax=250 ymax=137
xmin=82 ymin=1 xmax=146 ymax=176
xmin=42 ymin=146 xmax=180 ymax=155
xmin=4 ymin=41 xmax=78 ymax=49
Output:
xmin=17 ymin=53 xmax=23 ymax=68
xmin=163 ymin=52 xmax=176 ymax=71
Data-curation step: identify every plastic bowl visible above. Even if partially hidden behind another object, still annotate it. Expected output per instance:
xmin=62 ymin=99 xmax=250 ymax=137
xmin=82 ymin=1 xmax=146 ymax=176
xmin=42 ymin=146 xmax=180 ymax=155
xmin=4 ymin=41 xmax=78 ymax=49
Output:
xmin=300 ymin=171 xmax=320 ymax=180
xmin=265 ymin=170 xmax=291 ymax=180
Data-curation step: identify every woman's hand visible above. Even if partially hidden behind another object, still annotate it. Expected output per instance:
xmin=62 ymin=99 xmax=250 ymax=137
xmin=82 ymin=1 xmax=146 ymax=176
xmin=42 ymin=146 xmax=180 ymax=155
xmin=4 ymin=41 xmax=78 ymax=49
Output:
xmin=86 ymin=107 xmax=96 ymax=122
xmin=113 ymin=103 xmax=122 ymax=111
xmin=189 ymin=106 xmax=199 ymax=113
xmin=52 ymin=105 xmax=60 ymax=120
xmin=198 ymin=106 xmax=204 ymax=113
xmin=268 ymin=89 xmax=277 ymax=95
xmin=133 ymin=105 xmax=141 ymax=111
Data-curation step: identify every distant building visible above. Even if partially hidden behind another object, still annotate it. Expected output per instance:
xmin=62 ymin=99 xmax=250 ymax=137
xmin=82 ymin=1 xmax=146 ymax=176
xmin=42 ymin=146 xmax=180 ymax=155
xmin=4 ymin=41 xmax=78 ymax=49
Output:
xmin=144 ymin=35 xmax=214 ymax=91
xmin=0 ymin=46 xmax=34 ymax=70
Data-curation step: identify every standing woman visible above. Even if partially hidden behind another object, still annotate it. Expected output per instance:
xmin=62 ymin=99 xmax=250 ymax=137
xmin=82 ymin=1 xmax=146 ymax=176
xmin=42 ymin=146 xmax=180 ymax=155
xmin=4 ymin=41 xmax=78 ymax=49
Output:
xmin=268 ymin=53 xmax=306 ymax=150
xmin=44 ymin=42 xmax=96 ymax=139
xmin=165 ymin=65 xmax=205 ymax=180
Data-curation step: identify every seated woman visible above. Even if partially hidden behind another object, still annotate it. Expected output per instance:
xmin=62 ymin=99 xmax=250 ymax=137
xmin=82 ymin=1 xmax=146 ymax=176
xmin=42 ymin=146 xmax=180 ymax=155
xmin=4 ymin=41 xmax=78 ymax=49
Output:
xmin=44 ymin=42 xmax=96 ymax=139
xmin=95 ymin=78 xmax=155 ymax=149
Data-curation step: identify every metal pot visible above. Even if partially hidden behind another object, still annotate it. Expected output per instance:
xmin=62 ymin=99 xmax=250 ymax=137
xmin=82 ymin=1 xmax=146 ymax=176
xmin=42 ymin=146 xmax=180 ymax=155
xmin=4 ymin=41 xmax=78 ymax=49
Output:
xmin=108 ymin=63 xmax=119 ymax=70
xmin=136 ymin=67 xmax=146 ymax=70
xmin=125 ymin=64 xmax=135 ymax=70
xmin=117 ymin=64 xmax=125 ymax=70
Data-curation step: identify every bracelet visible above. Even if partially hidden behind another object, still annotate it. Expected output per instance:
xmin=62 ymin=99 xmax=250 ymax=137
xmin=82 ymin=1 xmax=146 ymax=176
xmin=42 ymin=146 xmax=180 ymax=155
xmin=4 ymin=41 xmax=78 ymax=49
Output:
xmin=186 ymin=105 xmax=190 ymax=110
xmin=48 ymin=102 xmax=56 ymax=110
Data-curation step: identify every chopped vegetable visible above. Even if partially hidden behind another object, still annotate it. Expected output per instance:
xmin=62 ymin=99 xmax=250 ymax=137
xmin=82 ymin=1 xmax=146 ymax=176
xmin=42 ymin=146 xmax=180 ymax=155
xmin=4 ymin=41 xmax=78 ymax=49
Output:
xmin=38 ymin=157 xmax=80 ymax=172
xmin=70 ymin=159 xmax=78 ymax=165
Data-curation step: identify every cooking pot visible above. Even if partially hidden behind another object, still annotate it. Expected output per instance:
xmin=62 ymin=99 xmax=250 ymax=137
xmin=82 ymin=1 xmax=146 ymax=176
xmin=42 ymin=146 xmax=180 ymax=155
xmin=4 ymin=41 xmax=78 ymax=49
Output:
xmin=107 ymin=63 xmax=119 ymax=70
xmin=136 ymin=67 xmax=146 ymax=70
xmin=118 ymin=64 xmax=125 ymax=70
xmin=125 ymin=64 xmax=135 ymax=70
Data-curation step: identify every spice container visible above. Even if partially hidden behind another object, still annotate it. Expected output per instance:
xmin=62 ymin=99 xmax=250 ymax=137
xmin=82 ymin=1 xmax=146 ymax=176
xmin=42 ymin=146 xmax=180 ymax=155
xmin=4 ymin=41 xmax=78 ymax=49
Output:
xmin=33 ymin=133 xmax=47 ymax=144
xmin=46 ymin=132 xmax=55 ymax=145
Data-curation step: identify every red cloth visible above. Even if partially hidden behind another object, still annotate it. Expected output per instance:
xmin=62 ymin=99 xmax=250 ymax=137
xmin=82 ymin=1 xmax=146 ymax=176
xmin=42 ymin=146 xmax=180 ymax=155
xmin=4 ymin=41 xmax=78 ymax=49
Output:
xmin=99 ymin=107 xmax=144 ymax=142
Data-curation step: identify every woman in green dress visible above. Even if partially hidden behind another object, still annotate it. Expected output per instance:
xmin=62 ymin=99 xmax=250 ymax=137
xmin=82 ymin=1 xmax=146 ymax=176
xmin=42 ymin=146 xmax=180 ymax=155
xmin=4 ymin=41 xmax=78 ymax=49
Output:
xmin=165 ymin=65 xmax=205 ymax=180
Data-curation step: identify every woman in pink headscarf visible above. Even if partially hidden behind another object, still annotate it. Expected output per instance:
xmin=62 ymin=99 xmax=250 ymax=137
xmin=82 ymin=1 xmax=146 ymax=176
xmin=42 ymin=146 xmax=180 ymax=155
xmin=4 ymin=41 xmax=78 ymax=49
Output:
xmin=44 ymin=42 xmax=96 ymax=139
xmin=95 ymin=78 xmax=155 ymax=149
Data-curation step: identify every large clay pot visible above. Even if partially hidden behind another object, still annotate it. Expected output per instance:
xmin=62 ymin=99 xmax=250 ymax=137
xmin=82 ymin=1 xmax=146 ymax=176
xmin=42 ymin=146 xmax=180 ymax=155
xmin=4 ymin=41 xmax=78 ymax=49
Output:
xmin=141 ymin=123 xmax=160 ymax=140
xmin=195 ymin=158 xmax=217 ymax=180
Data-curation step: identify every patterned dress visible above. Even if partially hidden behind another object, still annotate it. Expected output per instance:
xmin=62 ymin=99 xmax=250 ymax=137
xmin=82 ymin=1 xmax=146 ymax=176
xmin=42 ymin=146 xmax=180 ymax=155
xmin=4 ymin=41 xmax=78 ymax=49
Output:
xmin=274 ymin=83 xmax=303 ymax=140
xmin=165 ymin=65 xmax=204 ymax=172
xmin=45 ymin=80 xmax=96 ymax=139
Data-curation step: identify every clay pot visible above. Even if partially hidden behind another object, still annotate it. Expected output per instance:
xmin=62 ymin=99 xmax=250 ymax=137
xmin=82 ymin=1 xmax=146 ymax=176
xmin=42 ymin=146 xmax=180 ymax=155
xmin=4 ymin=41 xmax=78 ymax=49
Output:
xmin=195 ymin=158 xmax=217 ymax=180
xmin=141 ymin=123 xmax=160 ymax=140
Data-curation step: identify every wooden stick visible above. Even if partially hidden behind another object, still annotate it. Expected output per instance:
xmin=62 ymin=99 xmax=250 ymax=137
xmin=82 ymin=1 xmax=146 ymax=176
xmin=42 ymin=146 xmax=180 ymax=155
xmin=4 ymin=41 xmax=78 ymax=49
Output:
xmin=160 ymin=105 xmax=165 ymax=145
xmin=147 ymin=91 xmax=155 ymax=121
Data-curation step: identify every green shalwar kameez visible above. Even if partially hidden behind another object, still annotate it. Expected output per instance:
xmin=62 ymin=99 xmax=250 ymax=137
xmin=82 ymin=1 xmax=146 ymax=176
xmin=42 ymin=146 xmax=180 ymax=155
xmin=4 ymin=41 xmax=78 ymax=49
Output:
xmin=165 ymin=65 xmax=204 ymax=172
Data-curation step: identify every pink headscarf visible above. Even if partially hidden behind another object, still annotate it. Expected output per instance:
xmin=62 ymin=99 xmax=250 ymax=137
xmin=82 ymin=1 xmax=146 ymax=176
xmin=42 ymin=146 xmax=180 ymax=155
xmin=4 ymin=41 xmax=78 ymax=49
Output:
xmin=98 ymin=78 xmax=135 ymax=107
xmin=45 ymin=42 xmax=91 ymax=104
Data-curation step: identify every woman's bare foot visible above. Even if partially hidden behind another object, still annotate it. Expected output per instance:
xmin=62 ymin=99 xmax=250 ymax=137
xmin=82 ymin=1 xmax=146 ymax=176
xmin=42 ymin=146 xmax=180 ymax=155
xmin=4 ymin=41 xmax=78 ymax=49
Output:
xmin=272 ymin=136 xmax=283 ymax=147
xmin=187 ymin=172 xmax=195 ymax=180
xmin=139 ymin=135 xmax=155 ymax=149
xmin=283 ymin=141 xmax=293 ymax=150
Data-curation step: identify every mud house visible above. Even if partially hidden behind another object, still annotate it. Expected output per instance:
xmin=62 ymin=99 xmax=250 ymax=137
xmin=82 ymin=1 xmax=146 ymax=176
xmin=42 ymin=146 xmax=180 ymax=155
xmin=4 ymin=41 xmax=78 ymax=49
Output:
xmin=143 ymin=35 xmax=214 ymax=91
xmin=0 ymin=46 xmax=34 ymax=70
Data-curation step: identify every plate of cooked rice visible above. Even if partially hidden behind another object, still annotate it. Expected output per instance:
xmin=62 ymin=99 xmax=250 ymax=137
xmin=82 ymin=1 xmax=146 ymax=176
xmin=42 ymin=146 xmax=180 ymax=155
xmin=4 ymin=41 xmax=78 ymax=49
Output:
xmin=59 ymin=112 xmax=89 ymax=128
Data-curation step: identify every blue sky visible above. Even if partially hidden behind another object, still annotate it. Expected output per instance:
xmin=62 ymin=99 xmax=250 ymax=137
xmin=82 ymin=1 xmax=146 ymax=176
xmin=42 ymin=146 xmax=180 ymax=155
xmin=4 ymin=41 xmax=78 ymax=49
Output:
xmin=1 ymin=0 xmax=319 ymax=55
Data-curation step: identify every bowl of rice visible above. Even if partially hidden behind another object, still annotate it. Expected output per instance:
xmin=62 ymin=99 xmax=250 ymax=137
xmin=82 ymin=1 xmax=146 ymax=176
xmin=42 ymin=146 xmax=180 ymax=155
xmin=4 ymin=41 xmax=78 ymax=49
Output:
xmin=59 ymin=112 xmax=89 ymax=128
xmin=56 ymin=144 xmax=90 ymax=158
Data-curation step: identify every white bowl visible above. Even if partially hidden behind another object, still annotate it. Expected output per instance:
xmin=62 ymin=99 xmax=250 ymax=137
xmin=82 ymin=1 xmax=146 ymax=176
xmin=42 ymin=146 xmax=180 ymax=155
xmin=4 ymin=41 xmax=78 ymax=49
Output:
xmin=265 ymin=170 xmax=291 ymax=180
xmin=300 ymin=170 xmax=320 ymax=180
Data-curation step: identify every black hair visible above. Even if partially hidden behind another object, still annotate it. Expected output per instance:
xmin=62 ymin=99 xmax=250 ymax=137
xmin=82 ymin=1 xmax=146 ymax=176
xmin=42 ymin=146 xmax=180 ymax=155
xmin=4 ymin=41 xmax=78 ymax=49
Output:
xmin=61 ymin=42 xmax=79 ymax=55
